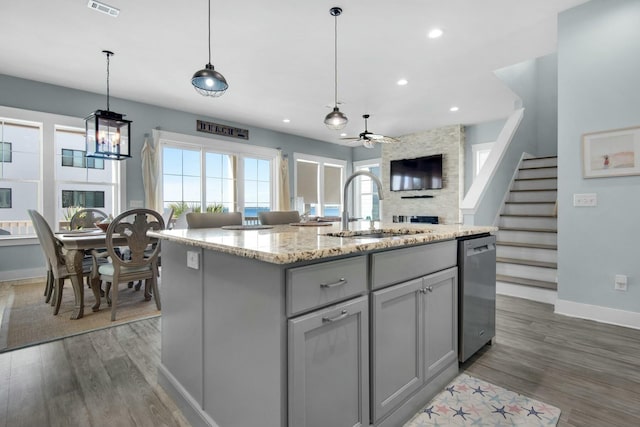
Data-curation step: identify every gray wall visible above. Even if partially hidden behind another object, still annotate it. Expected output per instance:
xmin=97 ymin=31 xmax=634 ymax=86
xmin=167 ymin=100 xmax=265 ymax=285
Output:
xmin=463 ymin=119 xmax=506 ymax=195
xmin=557 ymin=0 xmax=640 ymax=313
xmin=469 ymin=53 xmax=558 ymax=225
xmin=0 ymin=73 xmax=351 ymax=277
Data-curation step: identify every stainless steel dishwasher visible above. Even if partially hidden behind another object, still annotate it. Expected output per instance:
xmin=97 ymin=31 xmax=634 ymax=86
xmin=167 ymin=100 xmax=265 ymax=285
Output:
xmin=458 ymin=234 xmax=496 ymax=362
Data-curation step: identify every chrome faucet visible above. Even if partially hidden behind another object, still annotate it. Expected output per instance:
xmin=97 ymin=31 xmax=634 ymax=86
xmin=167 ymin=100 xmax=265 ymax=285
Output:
xmin=342 ymin=170 xmax=384 ymax=231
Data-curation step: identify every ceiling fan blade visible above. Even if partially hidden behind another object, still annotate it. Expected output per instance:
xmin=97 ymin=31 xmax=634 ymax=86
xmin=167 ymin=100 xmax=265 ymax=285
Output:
xmin=376 ymin=136 xmax=401 ymax=144
xmin=340 ymin=136 xmax=361 ymax=141
xmin=367 ymin=133 xmax=384 ymax=140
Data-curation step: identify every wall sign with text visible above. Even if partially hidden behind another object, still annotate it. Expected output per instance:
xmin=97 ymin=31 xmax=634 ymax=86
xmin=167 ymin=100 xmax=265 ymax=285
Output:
xmin=197 ymin=120 xmax=249 ymax=140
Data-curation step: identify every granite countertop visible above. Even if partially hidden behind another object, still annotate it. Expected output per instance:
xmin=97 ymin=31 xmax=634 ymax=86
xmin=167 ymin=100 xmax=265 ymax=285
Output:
xmin=148 ymin=222 xmax=497 ymax=265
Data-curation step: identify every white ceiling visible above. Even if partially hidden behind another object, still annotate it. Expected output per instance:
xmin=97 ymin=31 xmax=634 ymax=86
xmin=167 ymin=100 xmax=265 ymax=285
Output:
xmin=0 ymin=0 xmax=588 ymax=145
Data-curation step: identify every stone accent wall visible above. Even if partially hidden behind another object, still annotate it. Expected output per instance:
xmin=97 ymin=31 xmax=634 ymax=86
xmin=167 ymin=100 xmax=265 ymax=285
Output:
xmin=381 ymin=125 xmax=464 ymax=224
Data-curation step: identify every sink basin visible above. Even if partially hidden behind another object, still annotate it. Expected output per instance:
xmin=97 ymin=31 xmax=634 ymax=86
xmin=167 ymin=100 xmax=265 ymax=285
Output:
xmin=324 ymin=229 xmax=431 ymax=239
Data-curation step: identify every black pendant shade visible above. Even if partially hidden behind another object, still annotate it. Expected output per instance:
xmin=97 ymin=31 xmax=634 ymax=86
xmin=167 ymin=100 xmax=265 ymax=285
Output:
xmin=86 ymin=50 xmax=131 ymax=160
xmin=192 ymin=0 xmax=228 ymax=97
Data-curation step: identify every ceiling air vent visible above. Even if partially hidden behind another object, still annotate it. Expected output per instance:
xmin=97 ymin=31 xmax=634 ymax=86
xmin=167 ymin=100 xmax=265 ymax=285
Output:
xmin=87 ymin=0 xmax=120 ymax=18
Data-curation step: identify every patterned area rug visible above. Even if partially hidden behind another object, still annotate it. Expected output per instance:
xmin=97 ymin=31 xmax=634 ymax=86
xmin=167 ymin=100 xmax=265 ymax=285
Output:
xmin=405 ymin=373 xmax=561 ymax=426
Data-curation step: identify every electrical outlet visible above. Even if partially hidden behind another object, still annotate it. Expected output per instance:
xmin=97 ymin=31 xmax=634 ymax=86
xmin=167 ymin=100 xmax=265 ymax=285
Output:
xmin=614 ymin=274 xmax=627 ymax=291
xmin=573 ymin=193 xmax=597 ymax=207
xmin=187 ymin=251 xmax=200 ymax=270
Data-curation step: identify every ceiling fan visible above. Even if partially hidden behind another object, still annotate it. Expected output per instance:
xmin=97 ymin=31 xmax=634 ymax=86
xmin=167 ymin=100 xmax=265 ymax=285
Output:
xmin=340 ymin=114 xmax=400 ymax=148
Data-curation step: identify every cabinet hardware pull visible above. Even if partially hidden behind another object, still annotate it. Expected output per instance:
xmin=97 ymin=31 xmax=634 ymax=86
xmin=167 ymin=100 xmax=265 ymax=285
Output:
xmin=418 ymin=288 xmax=427 ymax=294
xmin=320 ymin=278 xmax=347 ymax=288
xmin=322 ymin=310 xmax=348 ymax=323
xmin=427 ymin=286 xmax=433 ymax=292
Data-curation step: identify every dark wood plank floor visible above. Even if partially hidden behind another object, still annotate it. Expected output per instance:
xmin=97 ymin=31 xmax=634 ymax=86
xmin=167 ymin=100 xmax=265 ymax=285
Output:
xmin=1 ymin=295 xmax=639 ymax=426
xmin=463 ymin=295 xmax=640 ymax=427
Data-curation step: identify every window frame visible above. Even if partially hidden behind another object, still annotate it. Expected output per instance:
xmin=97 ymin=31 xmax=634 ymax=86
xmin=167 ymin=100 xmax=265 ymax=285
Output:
xmin=0 ymin=105 xmax=125 ymax=246
xmin=0 ymin=141 xmax=12 ymax=163
xmin=156 ymin=129 xmax=279 ymax=215
xmin=472 ymin=142 xmax=494 ymax=180
xmin=293 ymin=152 xmax=347 ymax=217
xmin=353 ymin=158 xmax=381 ymax=220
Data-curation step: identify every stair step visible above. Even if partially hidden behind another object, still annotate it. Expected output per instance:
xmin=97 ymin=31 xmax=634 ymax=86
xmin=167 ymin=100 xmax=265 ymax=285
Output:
xmin=498 ymin=227 xmax=557 ymax=233
xmin=496 ymin=262 xmax=557 ymax=282
xmin=514 ymin=177 xmax=557 ymax=181
xmin=505 ymin=202 xmax=555 ymax=205
xmin=508 ymin=190 xmax=557 ymax=203
xmin=496 ymin=257 xmax=557 ymax=269
xmin=496 ymin=274 xmax=557 ymax=290
xmin=519 ymin=165 xmax=557 ymax=171
xmin=512 ymin=178 xmax=557 ymax=190
xmin=517 ymin=166 xmax=557 ymax=180
xmin=499 ymin=215 xmax=556 ymax=229
xmin=500 ymin=214 xmax=555 ymax=218
xmin=497 ymin=241 xmax=557 ymax=250
xmin=503 ymin=202 xmax=556 ymax=216
xmin=521 ymin=156 xmax=557 ymax=168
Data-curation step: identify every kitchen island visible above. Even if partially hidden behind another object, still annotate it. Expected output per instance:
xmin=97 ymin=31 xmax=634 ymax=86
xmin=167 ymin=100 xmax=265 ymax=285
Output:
xmin=149 ymin=222 xmax=496 ymax=427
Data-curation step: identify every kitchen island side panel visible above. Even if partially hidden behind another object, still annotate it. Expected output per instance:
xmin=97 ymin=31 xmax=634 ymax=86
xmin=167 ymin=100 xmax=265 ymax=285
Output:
xmin=160 ymin=241 xmax=205 ymax=405
xmin=202 ymin=249 xmax=287 ymax=427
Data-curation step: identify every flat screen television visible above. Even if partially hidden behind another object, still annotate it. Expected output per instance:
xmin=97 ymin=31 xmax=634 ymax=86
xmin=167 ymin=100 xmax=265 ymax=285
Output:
xmin=390 ymin=154 xmax=443 ymax=191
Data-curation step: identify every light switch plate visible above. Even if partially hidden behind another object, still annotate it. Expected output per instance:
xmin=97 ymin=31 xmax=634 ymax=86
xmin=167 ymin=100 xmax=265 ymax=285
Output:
xmin=187 ymin=251 xmax=200 ymax=269
xmin=573 ymin=193 xmax=597 ymax=207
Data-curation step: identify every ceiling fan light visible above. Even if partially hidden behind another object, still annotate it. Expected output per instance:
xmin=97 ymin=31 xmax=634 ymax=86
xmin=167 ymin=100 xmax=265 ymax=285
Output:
xmin=192 ymin=63 xmax=228 ymax=97
xmin=324 ymin=107 xmax=348 ymax=130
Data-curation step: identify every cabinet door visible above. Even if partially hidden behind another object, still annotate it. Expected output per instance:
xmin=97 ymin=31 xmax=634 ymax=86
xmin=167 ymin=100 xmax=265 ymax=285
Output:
xmin=289 ymin=296 xmax=369 ymax=427
xmin=423 ymin=267 xmax=458 ymax=381
xmin=371 ymin=277 xmax=424 ymax=423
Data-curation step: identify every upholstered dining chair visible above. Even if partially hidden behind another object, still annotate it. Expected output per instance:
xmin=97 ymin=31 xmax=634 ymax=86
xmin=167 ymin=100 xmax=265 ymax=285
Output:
xmin=162 ymin=207 xmax=175 ymax=230
xmin=27 ymin=209 xmax=55 ymax=303
xmin=94 ymin=208 xmax=164 ymax=321
xmin=69 ymin=208 xmax=108 ymax=230
xmin=186 ymin=212 xmax=243 ymax=229
xmin=258 ymin=210 xmax=301 ymax=225
xmin=28 ymin=209 xmax=95 ymax=314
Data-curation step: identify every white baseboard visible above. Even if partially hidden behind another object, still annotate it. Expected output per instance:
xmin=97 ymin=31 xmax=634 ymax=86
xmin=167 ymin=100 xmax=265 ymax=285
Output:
xmin=496 ymin=281 xmax=557 ymax=305
xmin=555 ymin=299 xmax=640 ymax=331
xmin=0 ymin=268 xmax=46 ymax=282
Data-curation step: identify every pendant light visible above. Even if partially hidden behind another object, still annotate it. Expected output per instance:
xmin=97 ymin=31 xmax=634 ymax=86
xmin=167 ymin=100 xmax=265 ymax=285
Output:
xmin=192 ymin=0 xmax=228 ymax=97
xmin=324 ymin=6 xmax=348 ymax=130
xmin=86 ymin=50 xmax=132 ymax=160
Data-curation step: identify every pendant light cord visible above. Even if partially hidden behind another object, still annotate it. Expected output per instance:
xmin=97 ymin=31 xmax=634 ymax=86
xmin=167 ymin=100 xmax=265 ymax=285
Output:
xmin=208 ymin=0 xmax=212 ymax=64
xmin=106 ymin=52 xmax=110 ymax=111
xmin=333 ymin=12 xmax=338 ymax=107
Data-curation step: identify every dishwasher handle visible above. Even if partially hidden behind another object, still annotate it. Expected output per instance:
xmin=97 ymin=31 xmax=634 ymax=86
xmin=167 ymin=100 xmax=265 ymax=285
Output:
xmin=464 ymin=236 xmax=496 ymax=257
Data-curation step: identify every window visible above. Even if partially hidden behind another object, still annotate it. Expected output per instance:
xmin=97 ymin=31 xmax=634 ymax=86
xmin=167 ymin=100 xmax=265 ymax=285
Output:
xmin=0 ymin=188 xmax=10 ymax=208
xmin=354 ymin=159 xmax=381 ymax=221
xmin=1 ymin=142 xmax=12 ymax=163
xmin=61 ymin=149 xmax=104 ymax=169
xmin=61 ymin=190 xmax=105 ymax=208
xmin=472 ymin=142 xmax=494 ymax=180
xmin=0 ymin=106 xmax=123 ymax=241
xmin=158 ymin=130 xmax=277 ymax=218
xmin=294 ymin=154 xmax=345 ymax=217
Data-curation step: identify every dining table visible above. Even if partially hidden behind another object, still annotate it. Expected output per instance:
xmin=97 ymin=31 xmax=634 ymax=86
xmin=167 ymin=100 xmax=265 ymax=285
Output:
xmin=54 ymin=229 xmax=128 ymax=319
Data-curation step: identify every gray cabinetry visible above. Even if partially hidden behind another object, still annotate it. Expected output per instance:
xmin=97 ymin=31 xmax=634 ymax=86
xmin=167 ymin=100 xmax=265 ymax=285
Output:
xmin=371 ymin=266 xmax=458 ymax=424
xmin=423 ymin=267 xmax=458 ymax=381
xmin=371 ymin=277 xmax=423 ymax=422
xmin=288 ymin=296 xmax=369 ymax=427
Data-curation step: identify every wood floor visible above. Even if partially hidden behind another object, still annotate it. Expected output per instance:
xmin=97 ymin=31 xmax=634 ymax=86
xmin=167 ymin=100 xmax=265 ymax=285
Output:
xmin=1 ymin=294 xmax=639 ymax=426
xmin=464 ymin=295 xmax=640 ymax=427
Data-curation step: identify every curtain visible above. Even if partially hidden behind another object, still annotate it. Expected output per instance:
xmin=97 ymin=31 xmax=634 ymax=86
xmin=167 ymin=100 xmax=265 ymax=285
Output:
xmin=278 ymin=152 xmax=291 ymax=210
xmin=142 ymin=134 xmax=158 ymax=211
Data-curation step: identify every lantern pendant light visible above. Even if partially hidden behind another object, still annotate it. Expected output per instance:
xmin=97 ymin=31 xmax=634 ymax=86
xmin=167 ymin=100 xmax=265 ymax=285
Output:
xmin=86 ymin=50 xmax=132 ymax=160
xmin=324 ymin=6 xmax=348 ymax=130
xmin=192 ymin=0 xmax=228 ymax=97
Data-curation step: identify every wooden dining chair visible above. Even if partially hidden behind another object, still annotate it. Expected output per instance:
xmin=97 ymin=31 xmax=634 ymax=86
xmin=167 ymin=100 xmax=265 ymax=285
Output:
xmin=95 ymin=208 xmax=164 ymax=321
xmin=28 ymin=209 xmax=95 ymax=315
xmin=27 ymin=209 xmax=55 ymax=303
xmin=258 ymin=210 xmax=301 ymax=225
xmin=70 ymin=208 xmax=108 ymax=230
xmin=186 ymin=212 xmax=243 ymax=229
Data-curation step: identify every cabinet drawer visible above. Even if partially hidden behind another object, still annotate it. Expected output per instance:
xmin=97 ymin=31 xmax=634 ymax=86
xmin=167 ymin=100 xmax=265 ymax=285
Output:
xmin=371 ymin=240 xmax=456 ymax=289
xmin=287 ymin=256 xmax=367 ymax=316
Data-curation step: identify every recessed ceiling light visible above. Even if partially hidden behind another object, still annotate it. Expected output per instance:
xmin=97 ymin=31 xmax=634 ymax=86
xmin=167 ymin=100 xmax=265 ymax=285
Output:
xmin=449 ymin=106 xmax=459 ymax=112
xmin=397 ymin=79 xmax=408 ymax=86
xmin=340 ymin=133 xmax=347 ymax=137
xmin=428 ymin=28 xmax=443 ymax=39
xmin=87 ymin=0 xmax=120 ymax=17
xmin=282 ymin=119 xmax=291 ymax=123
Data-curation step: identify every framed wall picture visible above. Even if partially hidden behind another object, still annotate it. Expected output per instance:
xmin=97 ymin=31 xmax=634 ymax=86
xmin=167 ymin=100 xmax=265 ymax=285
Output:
xmin=582 ymin=126 xmax=640 ymax=178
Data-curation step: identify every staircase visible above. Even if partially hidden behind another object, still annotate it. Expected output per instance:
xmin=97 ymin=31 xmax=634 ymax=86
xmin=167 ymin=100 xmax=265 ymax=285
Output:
xmin=496 ymin=156 xmax=557 ymax=291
